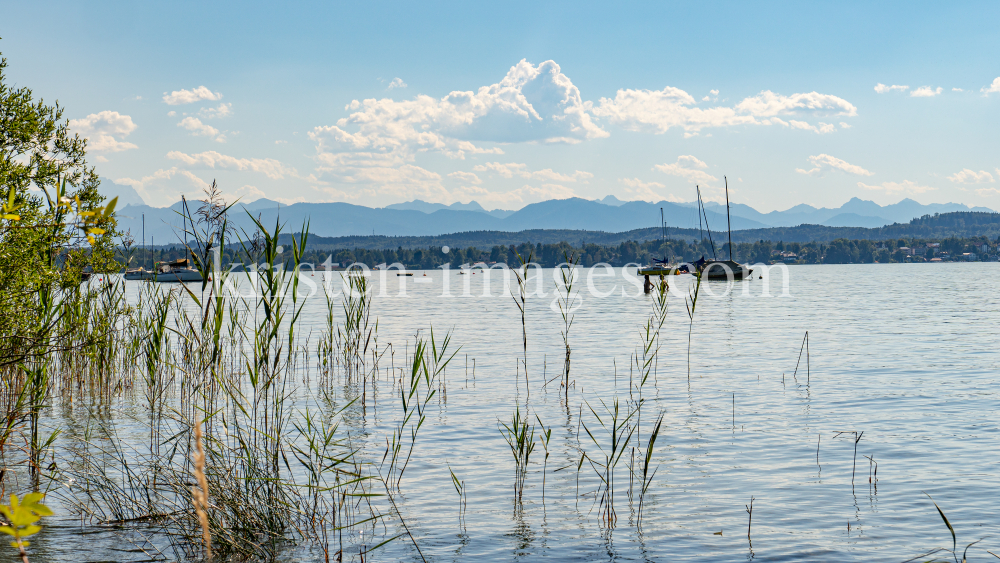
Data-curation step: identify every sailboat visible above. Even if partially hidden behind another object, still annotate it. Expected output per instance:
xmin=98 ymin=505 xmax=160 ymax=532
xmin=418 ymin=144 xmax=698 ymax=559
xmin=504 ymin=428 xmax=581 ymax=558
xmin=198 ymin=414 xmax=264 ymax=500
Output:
xmin=637 ymin=207 xmax=683 ymax=276
xmin=696 ymin=177 xmax=753 ymax=281
xmin=124 ymin=258 xmax=204 ymax=282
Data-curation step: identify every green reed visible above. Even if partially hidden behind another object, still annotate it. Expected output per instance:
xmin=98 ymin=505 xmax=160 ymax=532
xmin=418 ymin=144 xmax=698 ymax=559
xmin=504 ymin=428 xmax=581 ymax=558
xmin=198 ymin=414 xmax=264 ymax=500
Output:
xmin=554 ymin=253 xmax=579 ymax=398
xmin=499 ymin=405 xmax=535 ymax=504
xmin=509 ymin=248 xmax=533 ymax=392
xmin=582 ymin=397 xmax=636 ymax=528
xmin=685 ymin=272 xmax=703 ymax=380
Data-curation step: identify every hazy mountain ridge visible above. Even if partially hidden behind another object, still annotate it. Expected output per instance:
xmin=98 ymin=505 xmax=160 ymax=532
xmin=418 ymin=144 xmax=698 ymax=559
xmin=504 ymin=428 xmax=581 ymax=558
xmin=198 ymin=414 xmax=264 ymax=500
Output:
xmin=102 ymin=179 xmax=994 ymax=245
xmin=283 ymin=211 xmax=1000 ymax=250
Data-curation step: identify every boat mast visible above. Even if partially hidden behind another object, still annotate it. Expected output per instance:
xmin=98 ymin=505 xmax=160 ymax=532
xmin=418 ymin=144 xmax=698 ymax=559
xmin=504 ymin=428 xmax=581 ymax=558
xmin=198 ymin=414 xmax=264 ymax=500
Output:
xmin=660 ymin=207 xmax=666 ymax=262
xmin=142 ymin=213 xmax=146 ymax=270
xmin=181 ymin=194 xmax=188 ymax=251
xmin=725 ymin=176 xmax=733 ymax=261
xmin=697 ymin=185 xmax=703 ymax=241
xmin=698 ymin=186 xmax=717 ymax=260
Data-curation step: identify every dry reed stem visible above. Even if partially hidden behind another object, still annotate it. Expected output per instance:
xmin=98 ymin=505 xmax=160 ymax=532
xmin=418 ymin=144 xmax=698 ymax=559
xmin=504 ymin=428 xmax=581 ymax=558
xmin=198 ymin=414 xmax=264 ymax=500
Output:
xmin=192 ymin=419 xmax=213 ymax=559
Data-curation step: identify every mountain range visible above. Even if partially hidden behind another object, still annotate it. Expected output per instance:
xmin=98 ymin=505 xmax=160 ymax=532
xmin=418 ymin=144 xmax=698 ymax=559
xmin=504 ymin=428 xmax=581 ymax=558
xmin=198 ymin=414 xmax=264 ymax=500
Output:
xmin=101 ymin=182 xmax=994 ymax=245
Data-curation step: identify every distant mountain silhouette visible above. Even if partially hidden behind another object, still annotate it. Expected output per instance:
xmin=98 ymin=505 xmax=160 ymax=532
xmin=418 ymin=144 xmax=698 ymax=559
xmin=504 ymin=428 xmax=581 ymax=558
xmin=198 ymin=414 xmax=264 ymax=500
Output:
xmin=108 ymin=189 xmax=994 ymax=247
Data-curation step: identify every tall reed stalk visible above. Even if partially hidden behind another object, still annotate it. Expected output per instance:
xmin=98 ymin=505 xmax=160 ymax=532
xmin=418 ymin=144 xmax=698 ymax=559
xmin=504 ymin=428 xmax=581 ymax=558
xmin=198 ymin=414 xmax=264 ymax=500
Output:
xmin=509 ymin=249 xmax=533 ymax=392
xmin=555 ymin=253 xmax=579 ymax=398
xmin=685 ymin=272 xmax=703 ymax=380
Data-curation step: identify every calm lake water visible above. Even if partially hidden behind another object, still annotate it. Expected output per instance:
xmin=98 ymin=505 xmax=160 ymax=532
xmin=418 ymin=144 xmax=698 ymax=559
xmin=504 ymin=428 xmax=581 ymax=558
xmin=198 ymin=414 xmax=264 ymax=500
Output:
xmin=30 ymin=263 xmax=1000 ymax=562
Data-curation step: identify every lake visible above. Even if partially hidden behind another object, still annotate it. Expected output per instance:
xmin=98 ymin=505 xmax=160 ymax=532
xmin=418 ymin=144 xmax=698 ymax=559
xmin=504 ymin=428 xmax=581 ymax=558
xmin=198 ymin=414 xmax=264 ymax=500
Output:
xmin=28 ymin=263 xmax=1000 ymax=562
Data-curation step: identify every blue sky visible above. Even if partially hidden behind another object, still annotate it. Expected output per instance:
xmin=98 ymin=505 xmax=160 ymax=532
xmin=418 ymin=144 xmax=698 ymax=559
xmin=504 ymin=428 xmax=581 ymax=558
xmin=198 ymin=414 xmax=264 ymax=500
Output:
xmin=3 ymin=1 xmax=999 ymax=211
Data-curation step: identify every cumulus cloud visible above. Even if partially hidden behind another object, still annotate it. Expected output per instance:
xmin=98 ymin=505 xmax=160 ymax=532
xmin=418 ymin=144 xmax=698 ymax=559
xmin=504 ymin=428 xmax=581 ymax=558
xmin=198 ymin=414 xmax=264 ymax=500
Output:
xmin=69 ymin=111 xmax=138 ymax=152
xmin=874 ymin=83 xmax=908 ymax=94
xmin=387 ymin=78 xmax=407 ymax=90
xmin=839 ymin=122 xmax=852 ymax=129
xmin=653 ymin=155 xmax=718 ymax=184
xmin=162 ymin=86 xmax=223 ymax=105
xmin=166 ymin=150 xmax=297 ymax=179
xmin=309 ymin=59 xmax=606 ymax=189
xmin=857 ymin=180 xmax=935 ymax=194
xmin=981 ymin=77 xmax=1000 ymax=95
xmin=471 ymin=162 xmax=591 ymax=182
xmin=796 ymin=154 xmax=873 ymax=177
xmin=447 ymin=171 xmax=482 ymax=184
xmin=947 ymin=168 xmax=995 ymax=184
xmin=198 ymin=103 xmax=233 ymax=119
xmin=952 ymin=88 xmax=964 ymax=92
xmin=593 ymin=87 xmax=855 ymax=137
xmin=976 ymin=187 xmax=1000 ymax=197
xmin=910 ymin=86 xmax=943 ymax=97
xmin=178 ymin=117 xmax=225 ymax=142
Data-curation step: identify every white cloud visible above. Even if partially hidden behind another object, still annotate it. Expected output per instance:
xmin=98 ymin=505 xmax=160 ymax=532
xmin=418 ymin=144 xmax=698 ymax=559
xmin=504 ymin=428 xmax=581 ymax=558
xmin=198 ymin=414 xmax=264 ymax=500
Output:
xmin=471 ymin=162 xmax=591 ymax=182
xmin=594 ymin=86 xmax=754 ymax=136
xmin=910 ymin=86 xmax=943 ymax=97
xmin=976 ymin=187 xmax=1000 ymax=197
xmin=653 ymin=155 xmax=718 ymax=184
xmin=166 ymin=150 xmax=297 ymax=179
xmin=593 ymin=87 xmax=855 ymax=136
xmin=69 ymin=111 xmax=138 ymax=152
xmin=981 ymin=77 xmax=1000 ymax=95
xmin=162 ymin=86 xmax=223 ymax=105
xmin=178 ymin=117 xmax=225 ymax=142
xmin=115 ymin=167 xmax=210 ymax=206
xmin=223 ymin=184 xmax=267 ymax=203
xmin=734 ymin=91 xmax=857 ymax=117
xmin=857 ymin=180 xmax=935 ymax=194
xmin=788 ymin=120 xmax=836 ymax=134
xmin=710 ymin=89 xmax=719 ymax=95
xmin=532 ymin=169 xmax=593 ymax=182
xmin=952 ymin=88 xmax=964 ymax=92
xmin=947 ymin=168 xmax=995 ymax=184
xmin=198 ymin=103 xmax=233 ymax=119
xmin=618 ymin=177 xmax=677 ymax=202
xmin=388 ymin=77 xmax=407 ymax=90
xmin=874 ymin=83 xmax=909 ymax=94
xmin=447 ymin=171 xmax=482 ymax=184
xmin=450 ymin=183 xmax=577 ymax=207
xmin=839 ymin=122 xmax=852 ymax=129
xmin=309 ymin=58 xmax=606 ymax=194
xmin=796 ymin=154 xmax=873 ymax=176
xmin=473 ymin=162 xmax=529 ymax=178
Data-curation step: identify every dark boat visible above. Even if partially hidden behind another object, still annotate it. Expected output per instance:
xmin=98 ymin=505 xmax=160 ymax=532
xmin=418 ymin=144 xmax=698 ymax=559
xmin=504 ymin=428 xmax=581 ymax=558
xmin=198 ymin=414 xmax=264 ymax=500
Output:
xmin=682 ymin=179 xmax=753 ymax=281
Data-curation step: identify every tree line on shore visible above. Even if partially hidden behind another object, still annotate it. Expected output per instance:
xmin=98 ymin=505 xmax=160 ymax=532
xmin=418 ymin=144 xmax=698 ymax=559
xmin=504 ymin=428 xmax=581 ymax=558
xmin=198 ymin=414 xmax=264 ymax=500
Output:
xmin=126 ymin=234 xmax=1000 ymax=270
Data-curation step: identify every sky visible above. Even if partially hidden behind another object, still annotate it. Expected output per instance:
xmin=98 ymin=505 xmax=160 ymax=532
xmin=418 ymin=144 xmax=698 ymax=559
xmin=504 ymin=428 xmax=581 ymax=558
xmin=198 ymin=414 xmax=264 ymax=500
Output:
xmin=2 ymin=1 xmax=999 ymax=212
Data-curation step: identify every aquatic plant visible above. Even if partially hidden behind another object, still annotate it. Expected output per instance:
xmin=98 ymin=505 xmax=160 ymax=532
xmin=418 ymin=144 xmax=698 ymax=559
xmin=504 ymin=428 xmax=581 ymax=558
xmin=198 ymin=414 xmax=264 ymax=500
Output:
xmin=685 ymin=272 xmax=703 ymax=379
xmin=554 ymin=253 xmax=580 ymax=397
xmin=509 ymin=248 xmax=533 ymax=392
xmin=582 ymin=398 xmax=636 ymax=528
xmin=499 ymin=406 xmax=535 ymax=505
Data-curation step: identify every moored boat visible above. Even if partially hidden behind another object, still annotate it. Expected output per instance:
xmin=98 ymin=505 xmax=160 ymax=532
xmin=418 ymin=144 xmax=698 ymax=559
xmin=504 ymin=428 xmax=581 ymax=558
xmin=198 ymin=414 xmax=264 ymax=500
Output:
xmin=124 ymin=259 xmax=204 ymax=282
